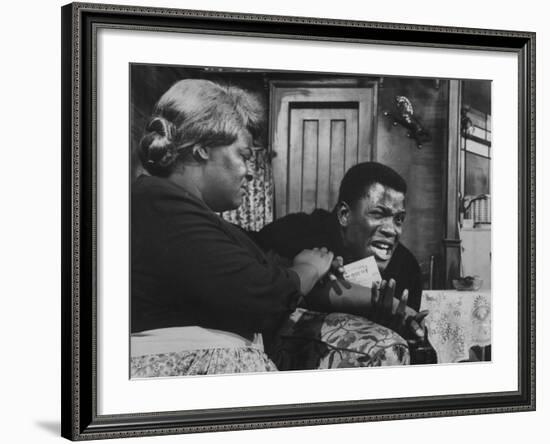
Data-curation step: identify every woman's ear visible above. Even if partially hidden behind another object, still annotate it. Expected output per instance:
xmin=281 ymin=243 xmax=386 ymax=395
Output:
xmin=336 ymin=201 xmax=351 ymax=227
xmin=192 ymin=145 xmax=210 ymax=162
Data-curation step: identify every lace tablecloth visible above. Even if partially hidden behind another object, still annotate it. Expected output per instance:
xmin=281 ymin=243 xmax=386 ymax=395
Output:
xmin=421 ymin=290 xmax=491 ymax=363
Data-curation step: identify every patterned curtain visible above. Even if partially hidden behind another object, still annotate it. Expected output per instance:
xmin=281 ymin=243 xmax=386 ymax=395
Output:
xmin=221 ymin=148 xmax=273 ymax=231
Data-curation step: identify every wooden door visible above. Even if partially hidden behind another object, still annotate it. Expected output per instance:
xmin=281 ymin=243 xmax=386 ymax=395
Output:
xmin=270 ymin=82 xmax=377 ymax=218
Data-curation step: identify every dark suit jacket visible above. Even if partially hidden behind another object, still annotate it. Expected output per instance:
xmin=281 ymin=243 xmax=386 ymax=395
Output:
xmin=252 ymin=209 xmax=423 ymax=311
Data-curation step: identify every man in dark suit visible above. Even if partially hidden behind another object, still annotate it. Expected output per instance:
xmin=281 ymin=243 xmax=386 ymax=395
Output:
xmin=254 ymin=162 xmax=423 ymax=311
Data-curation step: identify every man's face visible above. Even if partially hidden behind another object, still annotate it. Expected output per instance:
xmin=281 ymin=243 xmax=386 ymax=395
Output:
xmin=341 ymin=182 xmax=406 ymax=272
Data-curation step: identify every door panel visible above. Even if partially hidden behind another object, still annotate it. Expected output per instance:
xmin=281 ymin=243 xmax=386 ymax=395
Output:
xmin=301 ymin=119 xmax=319 ymax=214
xmin=288 ymin=108 xmax=359 ymax=213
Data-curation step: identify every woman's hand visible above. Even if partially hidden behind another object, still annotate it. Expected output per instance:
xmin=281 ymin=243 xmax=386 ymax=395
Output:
xmin=292 ymin=247 xmax=334 ymax=280
xmin=371 ymin=279 xmax=429 ymax=341
xmin=291 ymin=247 xmax=334 ymax=296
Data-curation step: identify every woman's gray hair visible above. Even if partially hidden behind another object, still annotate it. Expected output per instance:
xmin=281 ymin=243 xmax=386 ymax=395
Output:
xmin=139 ymin=79 xmax=264 ymax=176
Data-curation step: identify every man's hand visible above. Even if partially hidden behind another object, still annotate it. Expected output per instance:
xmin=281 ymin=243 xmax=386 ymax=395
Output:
xmin=371 ymin=279 xmax=429 ymax=341
xmin=324 ymin=255 xmax=352 ymax=295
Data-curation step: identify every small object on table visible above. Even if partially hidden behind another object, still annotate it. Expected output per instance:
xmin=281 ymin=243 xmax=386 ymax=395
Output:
xmin=452 ymin=276 xmax=483 ymax=291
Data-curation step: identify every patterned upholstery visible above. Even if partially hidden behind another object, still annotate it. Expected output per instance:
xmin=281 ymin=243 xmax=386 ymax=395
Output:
xmin=268 ymin=308 xmax=410 ymax=370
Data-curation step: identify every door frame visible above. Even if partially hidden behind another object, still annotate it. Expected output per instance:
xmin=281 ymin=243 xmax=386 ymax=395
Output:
xmin=269 ymin=79 xmax=378 ymax=218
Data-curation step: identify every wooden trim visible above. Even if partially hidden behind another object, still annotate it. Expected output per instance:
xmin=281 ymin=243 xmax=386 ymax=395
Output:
xmin=443 ymin=80 xmax=462 ymax=288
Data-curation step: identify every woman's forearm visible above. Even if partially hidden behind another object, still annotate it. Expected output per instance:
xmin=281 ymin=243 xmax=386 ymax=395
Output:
xmin=304 ymin=280 xmax=400 ymax=317
xmin=289 ymin=263 xmax=320 ymax=295
xmin=289 ymin=249 xmax=334 ymax=296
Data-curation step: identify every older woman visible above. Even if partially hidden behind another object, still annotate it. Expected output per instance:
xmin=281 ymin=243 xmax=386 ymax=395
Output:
xmin=131 ymin=79 xmax=334 ymax=377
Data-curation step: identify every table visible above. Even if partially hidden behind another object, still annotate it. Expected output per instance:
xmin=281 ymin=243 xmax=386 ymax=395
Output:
xmin=421 ymin=290 xmax=491 ymax=363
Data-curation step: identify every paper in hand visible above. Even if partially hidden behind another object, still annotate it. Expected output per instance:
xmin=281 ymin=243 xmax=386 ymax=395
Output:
xmin=342 ymin=256 xmax=382 ymax=288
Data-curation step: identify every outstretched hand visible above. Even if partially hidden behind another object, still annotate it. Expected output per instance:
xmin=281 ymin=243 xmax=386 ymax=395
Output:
xmin=371 ymin=279 xmax=429 ymax=341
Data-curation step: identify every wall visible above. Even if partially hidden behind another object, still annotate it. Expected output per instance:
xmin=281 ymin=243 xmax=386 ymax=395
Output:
xmin=0 ymin=1 xmax=546 ymax=444
xmin=376 ymin=77 xmax=449 ymax=287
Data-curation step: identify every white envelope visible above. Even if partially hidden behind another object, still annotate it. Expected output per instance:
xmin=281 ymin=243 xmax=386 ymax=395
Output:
xmin=342 ymin=256 xmax=382 ymax=288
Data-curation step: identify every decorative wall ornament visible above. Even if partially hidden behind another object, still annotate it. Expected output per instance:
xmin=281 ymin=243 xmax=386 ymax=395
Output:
xmin=383 ymin=95 xmax=432 ymax=148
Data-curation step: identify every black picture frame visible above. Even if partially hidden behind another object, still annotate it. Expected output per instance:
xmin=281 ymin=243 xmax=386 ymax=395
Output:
xmin=61 ymin=2 xmax=535 ymax=440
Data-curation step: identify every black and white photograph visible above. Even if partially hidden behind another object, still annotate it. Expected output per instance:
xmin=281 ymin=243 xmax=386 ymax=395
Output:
xmin=1 ymin=0 xmax=546 ymax=442
xmin=57 ymin=2 xmax=536 ymax=440
xmin=129 ymin=64 xmax=492 ymax=377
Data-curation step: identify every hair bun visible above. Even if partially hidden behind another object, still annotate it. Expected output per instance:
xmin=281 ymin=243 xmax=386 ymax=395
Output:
xmin=146 ymin=116 xmax=175 ymax=140
xmin=139 ymin=116 xmax=177 ymax=176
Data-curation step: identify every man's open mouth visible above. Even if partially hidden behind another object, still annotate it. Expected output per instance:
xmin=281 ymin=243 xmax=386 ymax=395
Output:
xmin=370 ymin=240 xmax=394 ymax=261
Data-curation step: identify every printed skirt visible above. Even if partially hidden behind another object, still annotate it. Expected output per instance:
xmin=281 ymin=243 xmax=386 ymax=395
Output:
xmin=131 ymin=347 xmax=278 ymax=378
